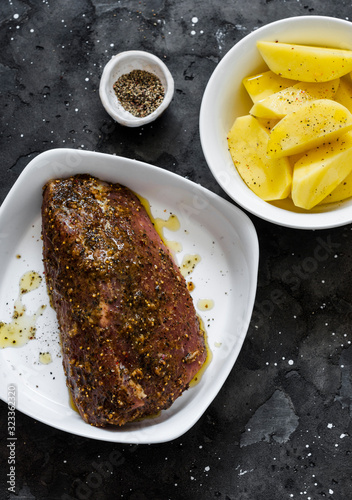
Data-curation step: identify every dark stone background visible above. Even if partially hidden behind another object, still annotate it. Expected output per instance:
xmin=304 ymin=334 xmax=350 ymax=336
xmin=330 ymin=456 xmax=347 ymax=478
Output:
xmin=1 ymin=1 xmax=352 ymax=499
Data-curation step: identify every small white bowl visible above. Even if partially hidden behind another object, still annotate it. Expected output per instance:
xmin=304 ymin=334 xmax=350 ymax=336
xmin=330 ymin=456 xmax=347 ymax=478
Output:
xmin=99 ymin=50 xmax=174 ymax=127
xmin=200 ymin=16 xmax=352 ymax=230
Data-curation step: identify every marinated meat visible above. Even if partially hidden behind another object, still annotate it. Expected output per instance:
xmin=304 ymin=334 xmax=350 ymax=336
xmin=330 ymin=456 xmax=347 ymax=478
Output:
xmin=41 ymin=174 xmax=206 ymax=427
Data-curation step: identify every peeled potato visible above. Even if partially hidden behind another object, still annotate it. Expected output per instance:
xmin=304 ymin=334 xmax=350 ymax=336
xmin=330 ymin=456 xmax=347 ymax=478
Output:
xmin=257 ymin=41 xmax=352 ymax=82
xmin=250 ymin=79 xmax=340 ymax=119
xmin=334 ymin=77 xmax=352 ymax=113
xmin=292 ymin=131 xmax=352 ymax=209
xmin=256 ymin=117 xmax=280 ymax=132
xmin=227 ymin=41 xmax=352 ymax=207
xmin=242 ymin=70 xmax=295 ymax=103
xmin=320 ymin=169 xmax=352 ymax=204
xmin=267 ymin=99 xmax=352 ymax=158
xmin=227 ymin=115 xmax=292 ymax=200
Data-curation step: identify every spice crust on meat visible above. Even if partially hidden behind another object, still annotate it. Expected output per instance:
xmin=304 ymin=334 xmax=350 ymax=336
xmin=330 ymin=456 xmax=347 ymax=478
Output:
xmin=41 ymin=174 xmax=207 ymax=427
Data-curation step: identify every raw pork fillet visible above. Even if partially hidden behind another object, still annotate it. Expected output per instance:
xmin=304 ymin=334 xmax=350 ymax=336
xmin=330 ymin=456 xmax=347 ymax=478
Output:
xmin=41 ymin=174 xmax=206 ymax=426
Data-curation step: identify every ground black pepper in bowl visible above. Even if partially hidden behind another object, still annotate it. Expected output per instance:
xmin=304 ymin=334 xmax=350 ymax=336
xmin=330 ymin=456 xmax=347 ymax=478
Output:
xmin=113 ymin=69 xmax=165 ymax=118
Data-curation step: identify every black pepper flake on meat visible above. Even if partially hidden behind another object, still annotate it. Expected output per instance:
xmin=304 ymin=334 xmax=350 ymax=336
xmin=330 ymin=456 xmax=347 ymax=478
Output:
xmin=113 ymin=69 xmax=165 ymax=118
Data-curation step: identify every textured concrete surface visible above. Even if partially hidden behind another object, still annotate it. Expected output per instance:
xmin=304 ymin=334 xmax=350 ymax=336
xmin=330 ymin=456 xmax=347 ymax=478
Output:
xmin=1 ymin=1 xmax=352 ymax=499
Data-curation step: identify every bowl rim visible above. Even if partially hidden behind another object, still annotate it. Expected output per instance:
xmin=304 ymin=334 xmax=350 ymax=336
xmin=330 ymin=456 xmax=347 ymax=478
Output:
xmin=99 ymin=50 xmax=175 ymax=127
xmin=199 ymin=15 xmax=352 ymax=230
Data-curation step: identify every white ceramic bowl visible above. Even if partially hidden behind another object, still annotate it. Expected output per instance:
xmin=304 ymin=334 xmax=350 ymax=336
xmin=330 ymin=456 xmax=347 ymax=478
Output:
xmin=200 ymin=16 xmax=352 ymax=230
xmin=99 ymin=50 xmax=174 ymax=127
